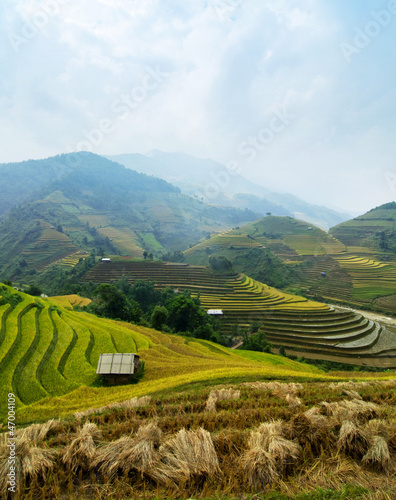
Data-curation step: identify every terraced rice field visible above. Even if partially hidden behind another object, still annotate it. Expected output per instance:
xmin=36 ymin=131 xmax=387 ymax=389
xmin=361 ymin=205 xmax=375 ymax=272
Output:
xmin=283 ymin=235 xmax=345 ymax=255
xmin=59 ymin=252 xmax=88 ymax=267
xmin=334 ymin=255 xmax=396 ymax=300
xmin=185 ymin=230 xmax=262 ymax=252
xmin=292 ymin=255 xmax=355 ymax=304
xmin=78 ymin=214 xmax=112 ymax=227
xmin=82 ymin=261 xmax=396 ymax=368
xmin=0 ymin=284 xmax=329 ymax=423
xmin=22 ymin=222 xmax=78 ymax=270
xmin=375 ymin=294 xmax=396 ymax=312
xmin=49 ymin=294 xmax=92 ymax=309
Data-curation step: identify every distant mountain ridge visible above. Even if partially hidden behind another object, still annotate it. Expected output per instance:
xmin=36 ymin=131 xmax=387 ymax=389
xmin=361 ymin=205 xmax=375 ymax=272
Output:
xmin=0 ymin=152 xmax=259 ymax=282
xmin=108 ymin=150 xmax=351 ymax=230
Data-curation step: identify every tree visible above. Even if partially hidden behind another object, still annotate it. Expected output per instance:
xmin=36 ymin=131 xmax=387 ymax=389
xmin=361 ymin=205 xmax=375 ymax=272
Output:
xmin=167 ymin=294 xmax=206 ymax=333
xmin=143 ymin=251 xmax=148 ymax=260
xmin=91 ymin=284 xmax=133 ymax=321
xmin=209 ymin=255 xmax=233 ymax=272
xmin=242 ymin=331 xmax=272 ymax=352
xmin=151 ymin=305 xmax=169 ymax=331
xmin=25 ymin=284 xmax=43 ymax=296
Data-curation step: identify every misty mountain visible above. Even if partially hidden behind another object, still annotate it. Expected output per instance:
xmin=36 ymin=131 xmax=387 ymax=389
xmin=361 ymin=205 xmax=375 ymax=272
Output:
xmin=0 ymin=152 xmax=259 ymax=280
xmin=108 ymin=151 xmax=350 ymax=230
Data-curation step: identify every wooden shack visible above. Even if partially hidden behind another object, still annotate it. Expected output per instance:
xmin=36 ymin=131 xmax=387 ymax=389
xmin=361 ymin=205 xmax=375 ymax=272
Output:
xmin=96 ymin=353 xmax=141 ymax=385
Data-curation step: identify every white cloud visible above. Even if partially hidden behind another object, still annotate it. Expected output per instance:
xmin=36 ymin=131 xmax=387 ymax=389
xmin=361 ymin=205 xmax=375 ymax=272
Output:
xmin=0 ymin=0 xmax=395 ymax=214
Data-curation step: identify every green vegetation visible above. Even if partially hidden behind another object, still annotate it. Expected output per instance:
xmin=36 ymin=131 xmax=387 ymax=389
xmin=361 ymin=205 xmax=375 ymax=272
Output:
xmin=0 ymin=152 xmax=259 ymax=286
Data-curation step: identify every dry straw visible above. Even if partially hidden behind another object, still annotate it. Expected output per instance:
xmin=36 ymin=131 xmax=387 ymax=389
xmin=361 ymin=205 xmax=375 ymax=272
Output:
xmin=74 ymin=396 xmax=151 ymax=419
xmin=241 ymin=420 xmax=300 ymax=486
xmin=92 ymin=422 xmax=162 ymax=479
xmin=62 ymin=422 xmax=101 ymax=472
xmin=152 ymin=427 xmax=220 ymax=483
xmin=337 ymin=420 xmax=369 ymax=459
xmin=17 ymin=419 xmax=61 ymax=443
xmin=243 ymin=381 xmax=303 ymax=408
xmin=205 ymin=388 xmax=240 ymax=412
xmin=319 ymin=399 xmax=379 ymax=424
xmin=362 ymin=436 xmax=391 ymax=471
xmin=0 ymin=434 xmax=55 ymax=497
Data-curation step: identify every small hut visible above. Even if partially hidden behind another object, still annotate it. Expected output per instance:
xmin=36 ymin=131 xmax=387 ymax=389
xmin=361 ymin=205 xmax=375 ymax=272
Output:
xmin=207 ymin=309 xmax=223 ymax=316
xmin=96 ymin=353 xmax=141 ymax=385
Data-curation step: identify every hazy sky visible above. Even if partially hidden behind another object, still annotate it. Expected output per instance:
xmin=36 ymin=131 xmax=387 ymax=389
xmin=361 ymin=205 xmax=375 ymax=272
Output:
xmin=1 ymin=0 xmax=395 ymax=214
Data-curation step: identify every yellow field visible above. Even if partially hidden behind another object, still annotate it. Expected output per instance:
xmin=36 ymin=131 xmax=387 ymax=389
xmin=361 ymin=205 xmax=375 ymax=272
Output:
xmin=49 ymin=294 xmax=92 ymax=309
xmin=283 ymin=235 xmax=346 ymax=255
xmin=97 ymin=226 xmax=144 ymax=256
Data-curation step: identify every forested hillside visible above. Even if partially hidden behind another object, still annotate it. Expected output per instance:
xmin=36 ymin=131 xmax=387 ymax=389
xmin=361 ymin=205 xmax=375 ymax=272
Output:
xmin=0 ymin=153 xmax=258 ymax=282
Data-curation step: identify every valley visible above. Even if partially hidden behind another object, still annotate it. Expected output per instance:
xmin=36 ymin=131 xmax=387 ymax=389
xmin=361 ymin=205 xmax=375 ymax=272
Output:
xmin=1 ymin=153 xmax=396 ymax=499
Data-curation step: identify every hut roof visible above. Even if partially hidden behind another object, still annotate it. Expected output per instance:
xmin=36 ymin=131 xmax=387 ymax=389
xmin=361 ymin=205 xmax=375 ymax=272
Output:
xmin=96 ymin=353 xmax=139 ymax=375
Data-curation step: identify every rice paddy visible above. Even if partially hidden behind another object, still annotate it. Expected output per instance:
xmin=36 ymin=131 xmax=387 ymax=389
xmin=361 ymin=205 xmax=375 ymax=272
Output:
xmin=82 ymin=260 xmax=396 ymax=366
xmin=1 ymin=283 xmax=335 ymax=424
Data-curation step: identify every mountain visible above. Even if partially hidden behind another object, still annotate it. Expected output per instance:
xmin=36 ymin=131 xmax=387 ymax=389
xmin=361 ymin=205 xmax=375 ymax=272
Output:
xmin=0 ymin=152 xmax=259 ymax=281
xmin=108 ymin=150 xmax=351 ymax=230
xmin=330 ymin=202 xmax=396 ymax=251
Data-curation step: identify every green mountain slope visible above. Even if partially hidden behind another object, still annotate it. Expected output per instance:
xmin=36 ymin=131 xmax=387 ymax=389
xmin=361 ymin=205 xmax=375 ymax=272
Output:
xmin=330 ymin=202 xmax=396 ymax=251
xmin=0 ymin=153 xmax=259 ymax=282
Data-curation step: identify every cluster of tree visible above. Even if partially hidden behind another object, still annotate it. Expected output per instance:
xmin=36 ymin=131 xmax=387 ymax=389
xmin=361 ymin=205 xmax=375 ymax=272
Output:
xmin=86 ymin=278 xmax=229 ymax=345
xmin=161 ymin=250 xmax=185 ymax=263
xmin=209 ymin=255 xmax=233 ymax=272
xmin=232 ymin=247 xmax=293 ymax=289
xmin=242 ymin=330 xmax=272 ymax=353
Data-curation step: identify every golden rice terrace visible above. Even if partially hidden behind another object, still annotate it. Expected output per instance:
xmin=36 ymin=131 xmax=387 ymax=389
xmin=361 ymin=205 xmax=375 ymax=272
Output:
xmin=83 ymin=260 xmax=396 ymax=368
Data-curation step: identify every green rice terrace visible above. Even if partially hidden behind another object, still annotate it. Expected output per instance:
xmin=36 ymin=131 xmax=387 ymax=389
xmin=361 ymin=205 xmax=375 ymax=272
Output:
xmin=82 ymin=260 xmax=396 ymax=368
xmin=184 ymin=213 xmax=396 ymax=314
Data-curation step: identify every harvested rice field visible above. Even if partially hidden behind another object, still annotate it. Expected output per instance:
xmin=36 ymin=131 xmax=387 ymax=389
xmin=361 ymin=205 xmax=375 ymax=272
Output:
xmin=2 ymin=378 xmax=396 ymax=499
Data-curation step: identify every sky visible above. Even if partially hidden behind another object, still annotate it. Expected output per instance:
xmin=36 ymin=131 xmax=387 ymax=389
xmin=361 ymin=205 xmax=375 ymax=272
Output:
xmin=1 ymin=0 xmax=395 ymax=214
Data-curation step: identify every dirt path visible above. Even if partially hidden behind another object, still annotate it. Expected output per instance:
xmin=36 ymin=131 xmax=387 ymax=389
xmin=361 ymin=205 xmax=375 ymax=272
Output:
xmin=332 ymin=305 xmax=396 ymax=327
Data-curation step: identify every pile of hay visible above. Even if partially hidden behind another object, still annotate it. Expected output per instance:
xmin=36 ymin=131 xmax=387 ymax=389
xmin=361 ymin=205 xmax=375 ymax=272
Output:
xmin=152 ymin=427 xmax=220 ymax=484
xmin=337 ymin=420 xmax=369 ymax=459
xmin=319 ymin=399 xmax=379 ymax=424
xmin=0 ymin=433 xmax=55 ymax=497
xmin=17 ymin=419 xmax=61 ymax=443
xmin=288 ymin=410 xmax=335 ymax=454
xmin=92 ymin=422 xmax=162 ymax=479
xmin=243 ymin=381 xmax=303 ymax=408
xmin=241 ymin=420 xmax=301 ymax=487
xmin=62 ymin=422 xmax=101 ymax=472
